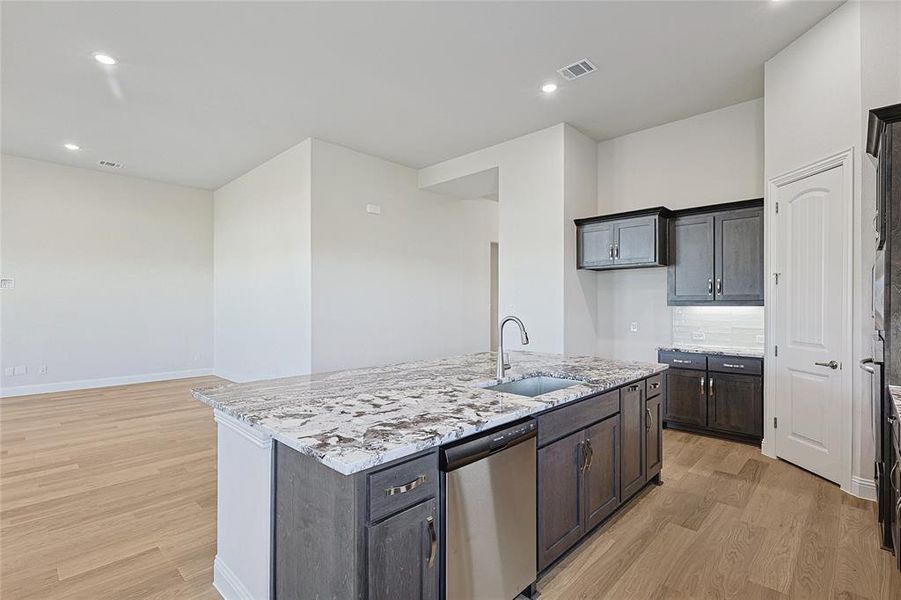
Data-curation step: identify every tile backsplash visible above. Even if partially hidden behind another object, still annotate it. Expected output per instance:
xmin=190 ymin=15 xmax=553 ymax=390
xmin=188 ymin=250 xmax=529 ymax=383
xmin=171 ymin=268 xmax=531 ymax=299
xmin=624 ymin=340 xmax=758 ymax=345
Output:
xmin=671 ymin=306 xmax=765 ymax=352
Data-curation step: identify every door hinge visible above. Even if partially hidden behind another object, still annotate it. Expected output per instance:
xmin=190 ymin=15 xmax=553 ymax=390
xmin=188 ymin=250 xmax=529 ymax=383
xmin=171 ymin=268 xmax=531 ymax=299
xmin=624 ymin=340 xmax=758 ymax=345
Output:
xmin=774 ymin=416 xmax=778 ymax=429
xmin=773 ymin=272 xmax=780 ymax=285
xmin=775 ymin=202 xmax=779 ymax=214
xmin=774 ymin=345 xmax=778 ymax=357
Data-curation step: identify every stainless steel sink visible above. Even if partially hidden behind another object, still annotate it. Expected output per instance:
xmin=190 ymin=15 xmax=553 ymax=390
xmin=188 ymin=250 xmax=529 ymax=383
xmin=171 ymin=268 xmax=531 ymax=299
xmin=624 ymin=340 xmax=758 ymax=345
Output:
xmin=482 ymin=376 xmax=582 ymax=397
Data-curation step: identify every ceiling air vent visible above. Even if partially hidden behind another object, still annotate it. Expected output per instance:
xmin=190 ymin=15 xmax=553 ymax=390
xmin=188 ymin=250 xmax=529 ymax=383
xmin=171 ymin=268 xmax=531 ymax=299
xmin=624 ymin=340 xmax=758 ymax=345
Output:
xmin=557 ymin=59 xmax=596 ymax=81
xmin=98 ymin=160 xmax=123 ymax=169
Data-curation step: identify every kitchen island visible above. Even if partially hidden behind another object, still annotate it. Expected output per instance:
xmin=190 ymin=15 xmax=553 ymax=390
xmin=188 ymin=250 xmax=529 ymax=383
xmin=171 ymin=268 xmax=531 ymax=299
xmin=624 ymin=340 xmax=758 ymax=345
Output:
xmin=193 ymin=351 xmax=667 ymax=599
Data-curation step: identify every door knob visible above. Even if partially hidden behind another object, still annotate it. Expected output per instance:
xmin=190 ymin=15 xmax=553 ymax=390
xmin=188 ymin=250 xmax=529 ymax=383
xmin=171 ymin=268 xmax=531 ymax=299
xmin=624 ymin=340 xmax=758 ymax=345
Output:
xmin=814 ymin=360 xmax=839 ymax=370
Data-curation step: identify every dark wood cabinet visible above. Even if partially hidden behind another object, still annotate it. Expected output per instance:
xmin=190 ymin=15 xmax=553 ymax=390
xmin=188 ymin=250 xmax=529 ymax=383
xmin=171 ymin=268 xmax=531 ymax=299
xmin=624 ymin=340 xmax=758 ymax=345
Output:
xmin=664 ymin=368 xmax=707 ymax=427
xmin=645 ymin=393 xmax=663 ymax=481
xmin=615 ymin=217 xmax=658 ymax=266
xmin=620 ymin=382 xmax=646 ymax=500
xmin=577 ymin=221 xmax=615 ymax=269
xmin=537 ymin=429 xmax=585 ymax=571
xmin=715 ymin=208 xmax=765 ymax=303
xmin=658 ymin=351 xmax=763 ymax=444
xmin=368 ymin=499 xmax=439 ymax=600
xmin=583 ymin=417 xmax=620 ymax=531
xmin=668 ymin=214 xmax=715 ymax=303
xmin=668 ymin=200 xmax=764 ymax=306
xmin=575 ymin=208 xmax=671 ymax=271
xmin=707 ymin=372 xmax=762 ymax=437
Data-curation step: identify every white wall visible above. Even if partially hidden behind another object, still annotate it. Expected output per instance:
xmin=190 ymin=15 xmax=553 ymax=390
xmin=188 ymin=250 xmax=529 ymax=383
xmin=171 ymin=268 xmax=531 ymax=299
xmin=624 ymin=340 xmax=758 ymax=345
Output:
xmin=419 ymin=125 xmax=567 ymax=354
xmin=763 ymin=0 xmax=901 ymax=496
xmin=0 ymin=154 xmax=213 ymax=395
xmin=310 ymin=139 xmax=497 ymax=372
xmin=593 ymin=99 xmax=765 ymax=361
xmin=213 ymin=140 xmax=312 ymax=382
xmin=563 ymin=125 xmax=599 ymax=356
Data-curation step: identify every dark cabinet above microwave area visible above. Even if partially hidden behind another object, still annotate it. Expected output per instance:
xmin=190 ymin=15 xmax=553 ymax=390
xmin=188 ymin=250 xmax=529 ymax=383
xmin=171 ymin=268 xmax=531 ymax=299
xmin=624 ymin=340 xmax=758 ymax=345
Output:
xmin=575 ymin=199 xmax=764 ymax=306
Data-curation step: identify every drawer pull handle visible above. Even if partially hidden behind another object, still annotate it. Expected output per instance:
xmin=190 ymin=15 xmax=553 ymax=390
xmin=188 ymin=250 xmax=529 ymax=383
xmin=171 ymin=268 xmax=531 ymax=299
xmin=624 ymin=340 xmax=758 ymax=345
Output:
xmin=386 ymin=474 xmax=427 ymax=496
xmin=708 ymin=279 xmax=713 ymax=295
xmin=627 ymin=384 xmax=640 ymax=392
xmin=650 ymin=382 xmax=660 ymax=390
xmin=646 ymin=407 xmax=652 ymax=431
xmin=580 ymin=440 xmax=594 ymax=472
xmin=672 ymin=359 xmax=691 ymax=364
xmin=700 ymin=376 xmax=705 ymax=395
xmin=426 ymin=516 xmax=437 ymax=568
xmin=722 ymin=363 xmax=745 ymax=369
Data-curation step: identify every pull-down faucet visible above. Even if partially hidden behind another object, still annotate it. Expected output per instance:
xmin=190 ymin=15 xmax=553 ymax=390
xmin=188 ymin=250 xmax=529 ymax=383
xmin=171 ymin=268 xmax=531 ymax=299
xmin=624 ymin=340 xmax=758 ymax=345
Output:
xmin=497 ymin=316 xmax=530 ymax=379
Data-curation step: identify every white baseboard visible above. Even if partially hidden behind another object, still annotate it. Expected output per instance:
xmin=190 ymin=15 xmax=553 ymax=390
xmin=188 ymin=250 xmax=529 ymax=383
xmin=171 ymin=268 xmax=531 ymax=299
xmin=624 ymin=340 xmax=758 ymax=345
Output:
xmin=0 ymin=368 xmax=214 ymax=398
xmin=212 ymin=368 xmax=247 ymax=384
xmin=214 ymin=555 xmax=257 ymax=600
xmin=850 ymin=475 xmax=877 ymax=501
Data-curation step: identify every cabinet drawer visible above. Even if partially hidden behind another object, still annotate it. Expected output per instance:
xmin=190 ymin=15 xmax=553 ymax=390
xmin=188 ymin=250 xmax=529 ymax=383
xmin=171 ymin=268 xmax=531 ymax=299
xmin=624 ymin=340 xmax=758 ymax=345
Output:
xmin=538 ymin=390 xmax=619 ymax=447
xmin=658 ymin=351 xmax=706 ymax=371
xmin=368 ymin=453 xmax=438 ymax=523
xmin=646 ymin=374 xmax=663 ymax=398
xmin=708 ymin=356 xmax=762 ymax=376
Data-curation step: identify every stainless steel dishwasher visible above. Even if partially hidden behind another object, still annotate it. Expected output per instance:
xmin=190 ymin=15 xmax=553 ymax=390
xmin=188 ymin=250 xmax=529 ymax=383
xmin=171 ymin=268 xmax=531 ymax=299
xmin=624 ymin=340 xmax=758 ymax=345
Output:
xmin=441 ymin=419 xmax=536 ymax=600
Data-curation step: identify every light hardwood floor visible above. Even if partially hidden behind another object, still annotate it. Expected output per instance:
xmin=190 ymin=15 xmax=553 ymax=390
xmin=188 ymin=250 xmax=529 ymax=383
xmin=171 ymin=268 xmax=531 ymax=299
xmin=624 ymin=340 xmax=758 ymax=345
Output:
xmin=2 ymin=378 xmax=899 ymax=599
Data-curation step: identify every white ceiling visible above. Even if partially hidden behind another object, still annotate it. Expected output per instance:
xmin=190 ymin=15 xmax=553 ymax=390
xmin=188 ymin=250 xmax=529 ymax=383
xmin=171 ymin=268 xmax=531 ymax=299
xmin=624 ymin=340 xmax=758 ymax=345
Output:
xmin=1 ymin=1 xmax=842 ymax=190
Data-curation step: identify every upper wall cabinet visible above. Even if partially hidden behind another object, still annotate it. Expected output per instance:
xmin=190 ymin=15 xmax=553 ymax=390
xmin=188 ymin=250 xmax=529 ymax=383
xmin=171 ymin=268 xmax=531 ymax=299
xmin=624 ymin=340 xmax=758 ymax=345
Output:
xmin=667 ymin=200 xmax=764 ymax=306
xmin=575 ymin=208 xmax=672 ymax=270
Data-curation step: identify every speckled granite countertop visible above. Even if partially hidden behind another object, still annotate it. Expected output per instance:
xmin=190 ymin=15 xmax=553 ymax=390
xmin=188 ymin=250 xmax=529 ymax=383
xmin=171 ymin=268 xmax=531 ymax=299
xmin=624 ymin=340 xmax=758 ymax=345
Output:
xmin=889 ymin=385 xmax=901 ymax=418
xmin=193 ymin=351 xmax=667 ymax=475
xmin=657 ymin=345 xmax=765 ymax=359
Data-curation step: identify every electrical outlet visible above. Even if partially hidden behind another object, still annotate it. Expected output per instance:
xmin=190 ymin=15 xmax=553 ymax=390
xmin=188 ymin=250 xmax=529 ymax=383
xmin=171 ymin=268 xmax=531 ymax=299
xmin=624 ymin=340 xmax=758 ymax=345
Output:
xmin=756 ymin=334 xmax=765 ymax=344
xmin=692 ymin=330 xmax=706 ymax=341
xmin=365 ymin=204 xmax=381 ymax=215
xmin=38 ymin=365 xmax=48 ymax=375
xmin=630 ymin=322 xmax=639 ymax=333
xmin=13 ymin=365 xmax=26 ymax=376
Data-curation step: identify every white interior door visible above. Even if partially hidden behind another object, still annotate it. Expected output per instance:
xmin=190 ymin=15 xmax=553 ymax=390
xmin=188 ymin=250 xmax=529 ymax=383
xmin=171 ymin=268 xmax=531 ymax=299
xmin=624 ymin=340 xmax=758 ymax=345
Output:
xmin=772 ymin=164 xmax=848 ymax=484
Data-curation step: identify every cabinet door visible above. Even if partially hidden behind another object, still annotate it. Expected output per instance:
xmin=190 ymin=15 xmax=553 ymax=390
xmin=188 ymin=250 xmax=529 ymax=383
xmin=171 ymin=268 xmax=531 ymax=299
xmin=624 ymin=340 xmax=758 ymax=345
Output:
xmin=583 ymin=417 xmax=620 ymax=531
xmin=614 ymin=217 xmax=657 ymax=266
xmin=714 ymin=208 xmax=764 ymax=304
xmin=538 ymin=430 xmax=584 ymax=571
xmin=664 ymin=368 xmax=707 ymax=427
xmin=368 ymin=499 xmax=438 ymax=600
xmin=621 ymin=383 xmax=646 ymax=500
xmin=578 ymin=222 xmax=615 ymax=269
xmin=707 ymin=373 xmax=762 ymax=437
xmin=668 ymin=214 xmax=715 ymax=304
xmin=645 ymin=394 xmax=663 ymax=481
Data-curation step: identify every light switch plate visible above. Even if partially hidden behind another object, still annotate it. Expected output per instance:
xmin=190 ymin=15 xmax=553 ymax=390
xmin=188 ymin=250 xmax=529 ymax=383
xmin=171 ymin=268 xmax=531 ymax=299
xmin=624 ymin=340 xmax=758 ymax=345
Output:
xmin=3 ymin=367 xmax=13 ymax=377
xmin=365 ymin=204 xmax=381 ymax=215
xmin=13 ymin=365 xmax=26 ymax=376
xmin=0 ymin=278 xmax=14 ymax=289
xmin=630 ymin=322 xmax=639 ymax=333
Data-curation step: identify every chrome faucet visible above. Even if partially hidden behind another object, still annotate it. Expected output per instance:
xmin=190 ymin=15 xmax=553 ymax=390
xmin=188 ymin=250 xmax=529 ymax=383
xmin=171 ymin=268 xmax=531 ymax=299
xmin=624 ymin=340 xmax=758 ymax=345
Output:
xmin=497 ymin=315 xmax=530 ymax=379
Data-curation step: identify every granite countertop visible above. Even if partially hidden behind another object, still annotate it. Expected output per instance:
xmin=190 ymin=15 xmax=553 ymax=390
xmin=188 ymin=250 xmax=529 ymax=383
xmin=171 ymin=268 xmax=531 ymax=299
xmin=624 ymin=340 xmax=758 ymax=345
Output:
xmin=657 ymin=345 xmax=765 ymax=359
xmin=193 ymin=351 xmax=667 ymax=475
xmin=889 ymin=385 xmax=901 ymax=418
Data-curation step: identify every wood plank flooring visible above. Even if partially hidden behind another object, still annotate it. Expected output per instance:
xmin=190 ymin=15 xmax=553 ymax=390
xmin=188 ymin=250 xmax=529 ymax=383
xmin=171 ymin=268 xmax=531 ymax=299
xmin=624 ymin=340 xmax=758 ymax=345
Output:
xmin=539 ymin=429 xmax=901 ymax=600
xmin=2 ymin=378 xmax=899 ymax=599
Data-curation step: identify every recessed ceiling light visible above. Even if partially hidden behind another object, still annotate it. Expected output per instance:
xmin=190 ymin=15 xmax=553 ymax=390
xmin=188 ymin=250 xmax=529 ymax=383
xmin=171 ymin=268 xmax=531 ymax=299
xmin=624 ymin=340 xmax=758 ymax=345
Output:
xmin=542 ymin=83 xmax=558 ymax=94
xmin=93 ymin=53 xmax=117 ymax=65
xmin=64 ymin=143 xmax=80 ymax=151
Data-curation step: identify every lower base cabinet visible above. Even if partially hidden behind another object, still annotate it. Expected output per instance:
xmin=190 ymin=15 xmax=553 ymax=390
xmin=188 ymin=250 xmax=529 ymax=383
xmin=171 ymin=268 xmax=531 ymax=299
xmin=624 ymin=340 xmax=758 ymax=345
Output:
xmin=538 ymin=375 xmax=663 ymax=572
xmin=621 ymin=382 xmax=647 ymax=499
xmin=646 ymin=393 xmax=663 ymax=481
xmin=707 ymin=372 xmax=762 ymax=437
xmin=537 ymin=430 xmax=586 ymax=571
xmin=659 ymin=351 xmax=763 ymax=443
xmin=368 ymin=499 xmax=438 ymax=600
